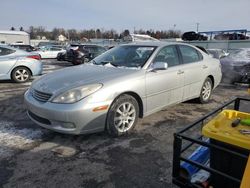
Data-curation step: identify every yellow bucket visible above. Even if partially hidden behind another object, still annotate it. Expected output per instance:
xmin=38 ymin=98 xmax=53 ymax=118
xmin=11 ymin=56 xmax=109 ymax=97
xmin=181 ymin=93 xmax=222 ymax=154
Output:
xmin=202 ymin=110 xmax=250 ymax=150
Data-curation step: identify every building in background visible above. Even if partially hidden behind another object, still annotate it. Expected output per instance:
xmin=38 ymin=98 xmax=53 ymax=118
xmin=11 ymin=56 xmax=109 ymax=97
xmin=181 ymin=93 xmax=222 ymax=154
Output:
xmin=58 ymin=34 xmax=67 ymax=42
xmin=0 ymin=30 xmax=30 ymax=45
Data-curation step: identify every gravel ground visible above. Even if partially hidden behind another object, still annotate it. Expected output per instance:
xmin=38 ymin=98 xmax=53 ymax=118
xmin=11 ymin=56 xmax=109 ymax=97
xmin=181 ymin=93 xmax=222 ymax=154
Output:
xmin=0 ymin=60 xmax=249 ymax=188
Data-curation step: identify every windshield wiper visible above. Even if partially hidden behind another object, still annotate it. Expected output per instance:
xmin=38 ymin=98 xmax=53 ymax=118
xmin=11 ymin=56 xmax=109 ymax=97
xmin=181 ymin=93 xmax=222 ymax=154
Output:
xmin=99 ymin=61 xmax=118 ymax=67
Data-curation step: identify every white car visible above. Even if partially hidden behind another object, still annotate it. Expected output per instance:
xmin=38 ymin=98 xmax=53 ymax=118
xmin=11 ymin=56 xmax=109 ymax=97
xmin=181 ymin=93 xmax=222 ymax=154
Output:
xmin=37 ymin=46 xmax=66 ymax=59
xmin=0 ymin=45 xmax=42 ymax=83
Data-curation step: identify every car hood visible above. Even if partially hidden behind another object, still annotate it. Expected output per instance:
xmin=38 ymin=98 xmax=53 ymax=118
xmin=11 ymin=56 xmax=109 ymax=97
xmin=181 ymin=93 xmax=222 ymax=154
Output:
xmin=221 ymin=48 xmax=250 ymax=66
xmin=31 ymin=64 xmax=141 ymax=94
xmin=220 ymin=58 xmax=250 ymax=67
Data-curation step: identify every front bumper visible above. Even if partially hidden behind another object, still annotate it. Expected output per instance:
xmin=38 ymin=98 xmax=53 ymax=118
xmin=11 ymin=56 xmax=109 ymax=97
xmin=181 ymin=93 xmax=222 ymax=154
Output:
xmin=24 ymin=90 xmax=110 ymax=134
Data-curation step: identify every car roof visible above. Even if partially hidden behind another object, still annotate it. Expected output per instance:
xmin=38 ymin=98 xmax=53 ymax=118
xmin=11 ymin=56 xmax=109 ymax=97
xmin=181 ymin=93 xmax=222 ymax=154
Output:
xmin=0 ymin=45 xmax=31 ymax=55
xmin=120 ymin=41 xmax=194 ymax=48
xmin=11 ymin=44 xmax=31 ymax=46
xmin=0 ymin=45 xmax=16 ymax=49
xmin=78 ymin=44 xmax=104 ymax=47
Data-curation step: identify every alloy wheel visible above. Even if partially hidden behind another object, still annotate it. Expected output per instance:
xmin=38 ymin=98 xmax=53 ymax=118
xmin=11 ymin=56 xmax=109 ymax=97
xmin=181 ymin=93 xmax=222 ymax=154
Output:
xmin=14 ymin=69 xmax=29 ymax=82
xmin=114 ymin=102 xmax=136 ymax=132
xmin=201 ymin=80 xmax=212 ymax=101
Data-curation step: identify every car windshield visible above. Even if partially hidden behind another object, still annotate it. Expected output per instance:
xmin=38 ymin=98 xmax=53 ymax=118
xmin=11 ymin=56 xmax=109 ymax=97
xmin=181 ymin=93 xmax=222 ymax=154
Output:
xmin=92 ymin=45 xmax=156 ymax=68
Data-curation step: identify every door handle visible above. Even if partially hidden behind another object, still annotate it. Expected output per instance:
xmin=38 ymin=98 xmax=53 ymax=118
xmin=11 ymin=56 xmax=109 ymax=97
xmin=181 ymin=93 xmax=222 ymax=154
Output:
xmin=202 ymin=65 xmax=208 ymax=69
xmin=177 ymin=70 xmax=184 ymax=75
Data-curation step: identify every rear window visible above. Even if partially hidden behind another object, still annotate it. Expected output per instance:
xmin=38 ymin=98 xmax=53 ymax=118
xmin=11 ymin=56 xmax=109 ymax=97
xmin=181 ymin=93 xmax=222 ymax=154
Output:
xmin=84 ymin=46 xmax=106 ymax=54
xmin=0 ymin=47 xmax=15 ymax=56
xmin=179 ymin=45 xmax=202 ymax=63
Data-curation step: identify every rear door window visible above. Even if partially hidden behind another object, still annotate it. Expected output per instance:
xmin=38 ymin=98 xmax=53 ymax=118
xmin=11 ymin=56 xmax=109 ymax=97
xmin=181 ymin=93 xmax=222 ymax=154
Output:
xmin=179 ymin=45 xmax=202 ymax=64
xmin=0 ymin=47 xmax=15 ymax=56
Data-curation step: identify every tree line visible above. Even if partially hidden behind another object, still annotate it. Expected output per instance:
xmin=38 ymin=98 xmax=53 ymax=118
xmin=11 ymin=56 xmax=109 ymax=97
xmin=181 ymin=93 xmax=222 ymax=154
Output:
xmin=10 ymin=26 xmax=181 ymax=40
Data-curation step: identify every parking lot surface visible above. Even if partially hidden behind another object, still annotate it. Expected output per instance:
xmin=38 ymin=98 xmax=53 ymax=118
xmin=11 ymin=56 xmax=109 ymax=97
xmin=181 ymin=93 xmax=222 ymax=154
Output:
xmin=0 ymin=60 xmax=249 ymax=188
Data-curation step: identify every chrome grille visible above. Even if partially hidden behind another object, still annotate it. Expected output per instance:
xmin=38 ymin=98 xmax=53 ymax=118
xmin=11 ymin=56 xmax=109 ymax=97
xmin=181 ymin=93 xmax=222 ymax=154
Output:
xmin=31 ymin=89 xmax=52 ymax=102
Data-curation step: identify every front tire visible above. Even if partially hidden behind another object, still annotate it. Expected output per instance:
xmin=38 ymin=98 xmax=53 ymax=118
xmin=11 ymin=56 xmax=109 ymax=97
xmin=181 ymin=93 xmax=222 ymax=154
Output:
xmin=11 ymin=67 xmax=31 ymax=83
xmin=106 ymin=94 xmax=139 ymax=137
xmin=198 ymin=77 xmax=212 ymax=103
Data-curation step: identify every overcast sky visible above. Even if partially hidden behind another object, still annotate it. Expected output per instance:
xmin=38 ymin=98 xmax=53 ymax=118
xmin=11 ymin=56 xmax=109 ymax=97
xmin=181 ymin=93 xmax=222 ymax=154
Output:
xmin=1 ymin=0 xmax=250 ymax=32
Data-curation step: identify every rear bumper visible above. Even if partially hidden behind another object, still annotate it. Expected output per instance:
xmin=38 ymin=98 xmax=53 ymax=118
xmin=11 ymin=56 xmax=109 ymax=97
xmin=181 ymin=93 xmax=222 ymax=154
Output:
xmin=31 ymin=60 xmax=43 ymax=76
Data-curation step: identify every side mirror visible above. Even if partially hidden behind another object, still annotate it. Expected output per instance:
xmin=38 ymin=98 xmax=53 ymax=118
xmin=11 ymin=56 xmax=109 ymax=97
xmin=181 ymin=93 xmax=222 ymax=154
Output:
xmin=221 ymin=52 xmax=229 ymax=58
xmin=219 ymin=54 xmax=226 ymax=59
xmin=152 ymin=62 xmax=168 ymax=71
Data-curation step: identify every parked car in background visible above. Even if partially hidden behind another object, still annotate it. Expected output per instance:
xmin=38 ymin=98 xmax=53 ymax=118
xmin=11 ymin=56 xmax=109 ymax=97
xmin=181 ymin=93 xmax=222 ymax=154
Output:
xmin=37 ymin=46 xmax=66 ymax=59
xmin=25 ymin=42 xmax=221 ymax=136
xmin=214 ymin=33 xmax=249 ymax=40
xmin=37 ymin=41 xmax=62 ymax=47
xmin=0 ymin=45 xmax=42 ymax=83
xmin=57 ymin=43 xmax=80 ymax=61
xmin=220 ymin=48 xmax=250 ymax=83
xmin=11 ymin=44 xmax=37 ymax=52
xmin=63 ymin=44 xmax=81 ymax=62
xmin=57 ymin=51 xmax=67 ymax=61
xmin=182 ymin=31 xmax=208 ymax=41
xmin=67 ymin=44 xmax=106 ymax=65
xmin=207 ymin=49 xmax=229 ymax=59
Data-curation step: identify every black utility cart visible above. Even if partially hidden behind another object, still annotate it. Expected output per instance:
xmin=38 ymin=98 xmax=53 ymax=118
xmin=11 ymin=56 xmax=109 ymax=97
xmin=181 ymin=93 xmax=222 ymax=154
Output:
xmin=172 ymin=97 xmax=250 ymax=188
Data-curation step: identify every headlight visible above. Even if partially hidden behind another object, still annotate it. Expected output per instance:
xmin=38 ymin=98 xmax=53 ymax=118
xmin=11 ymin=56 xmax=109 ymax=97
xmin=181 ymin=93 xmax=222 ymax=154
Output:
xmin=52 ymin=84 xmax=102 ymax=104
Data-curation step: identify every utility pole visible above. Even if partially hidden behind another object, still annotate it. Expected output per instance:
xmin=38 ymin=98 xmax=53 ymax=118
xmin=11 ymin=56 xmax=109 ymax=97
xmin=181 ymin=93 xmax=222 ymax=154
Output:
xmin=67 ymin=31 xmax=70 ymax=41
xmin=196 ymin=23 xmax=200 ymax=32
xmin=173 ymin=24 xmax=176 ymax=30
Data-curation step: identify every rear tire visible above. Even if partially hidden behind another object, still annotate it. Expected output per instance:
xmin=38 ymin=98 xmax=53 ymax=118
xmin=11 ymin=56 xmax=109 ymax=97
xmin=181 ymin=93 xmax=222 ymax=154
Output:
xmin=106 ymin=94 xmax=139 ymax=137
xmin=11 ymin=67 xmax=31 ymax=83
xmin=72 ymin=58 xmax=81 ymax=65
xmin=198 ymin=77 xmax=212 ymax=103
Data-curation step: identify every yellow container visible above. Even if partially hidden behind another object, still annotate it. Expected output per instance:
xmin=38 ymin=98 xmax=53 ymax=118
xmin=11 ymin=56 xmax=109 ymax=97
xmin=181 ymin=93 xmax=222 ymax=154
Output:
xmin=202 ymin=110 xmax=250 ymax=150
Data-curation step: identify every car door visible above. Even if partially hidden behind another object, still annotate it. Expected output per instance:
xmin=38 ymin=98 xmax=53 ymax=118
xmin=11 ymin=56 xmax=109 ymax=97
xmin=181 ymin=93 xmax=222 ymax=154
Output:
xmin=46 ymin=47 xmax=54 ymax=58
xmin=177 ymin=45 xmax=208 ymax=100
xmin=38 ymin=47 xmax=48 ymax=58
xmin=145 ymin=45 xmax=184 ymax=114
xmin=50 ymin=47 xmax=61 ymax=58
xmin=0 ymin=47 xmax=17 ymax=78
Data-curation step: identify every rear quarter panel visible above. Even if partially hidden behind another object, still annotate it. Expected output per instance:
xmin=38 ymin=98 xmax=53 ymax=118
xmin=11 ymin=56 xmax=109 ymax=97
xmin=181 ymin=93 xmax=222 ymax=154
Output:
xmin=15 ymin=57 xmax=43 ymax=76
xmin=205 ymin=56 xmax=222 ymax=88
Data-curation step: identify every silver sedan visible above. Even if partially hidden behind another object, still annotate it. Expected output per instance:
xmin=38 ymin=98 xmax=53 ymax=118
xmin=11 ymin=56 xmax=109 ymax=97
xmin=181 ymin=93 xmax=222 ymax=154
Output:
xmin=24 ymin=42 xmax=222 ymax=136
xmin=0 ymin=45 xmax=42 ymax=83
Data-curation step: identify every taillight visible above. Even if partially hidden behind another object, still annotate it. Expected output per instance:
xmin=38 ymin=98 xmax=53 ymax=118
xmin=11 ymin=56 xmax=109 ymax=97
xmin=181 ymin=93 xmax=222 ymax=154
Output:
xmin=27 ymin=55 xmax=41 ymax=60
